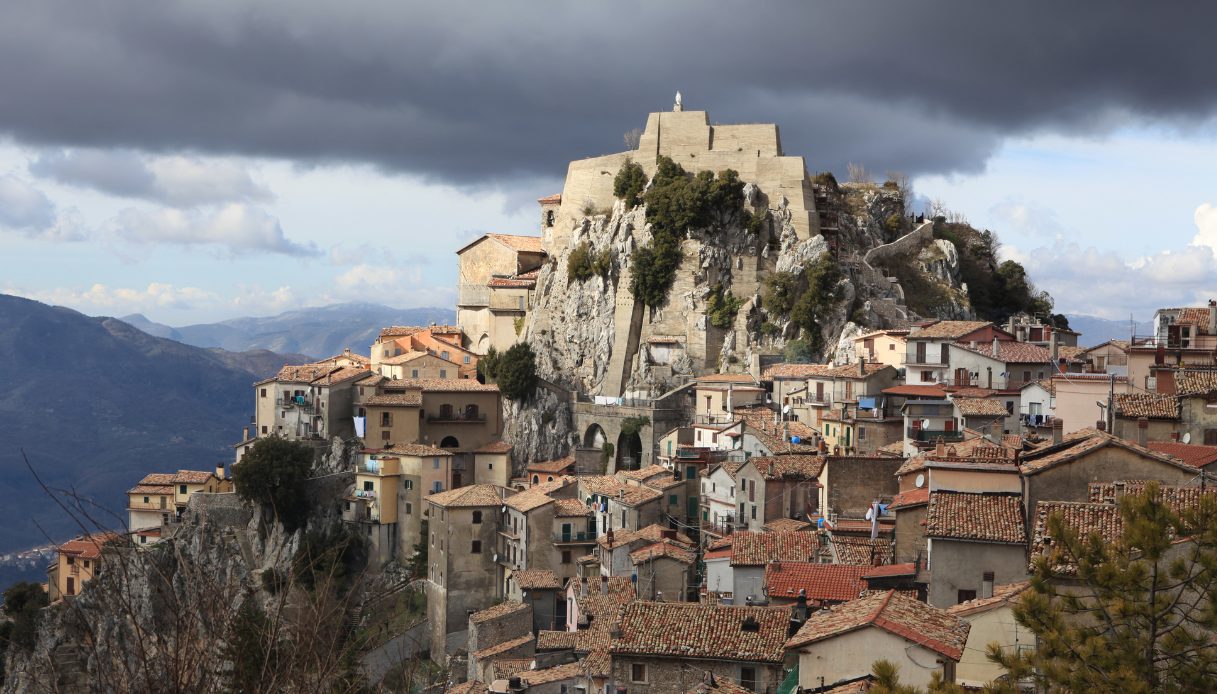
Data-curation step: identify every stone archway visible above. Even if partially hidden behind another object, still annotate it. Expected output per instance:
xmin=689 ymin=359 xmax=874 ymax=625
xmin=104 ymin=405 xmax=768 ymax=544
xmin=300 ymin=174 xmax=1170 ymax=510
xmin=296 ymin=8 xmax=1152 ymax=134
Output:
xmin=440 ymin=435 xmax=460 ymax=449
xmin=583 ymin=424 xmax=607 ymax=450
xmin=616 ymin=430 xmax=643 ymax=471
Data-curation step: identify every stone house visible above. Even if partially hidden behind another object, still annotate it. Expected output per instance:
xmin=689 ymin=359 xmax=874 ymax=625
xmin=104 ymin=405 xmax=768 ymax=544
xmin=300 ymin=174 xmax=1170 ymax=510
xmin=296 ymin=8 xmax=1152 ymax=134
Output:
xmin=732 ymin=455 xmax=823 ymax=532
xmin=455 ymin=233 xmax=546 ymax=356
xmin=371 ymin=324 xmax=477 ymax=378
xmin=578 ymin=476 xmax=662 ymax=539
xmin=507 ymin=569 xmax=565 ymax=633
xmin=610 ymin=602 xmax=791 ymax=694
xmin=1078 ymin=339 xmax=1130 ymax=376
xmin=952 ymin=397 xmax=1010 ymax=441
xmin=923 ymin=491 xmax=1028 ymax=608
xmin=814 ymin=455 xmax=903 ymax=521
xmin=903 ymin=320 xmax=1011 ymax=388
xmin=946 ymin=340 xmax=1068 ymax=391
xmin=1018 ymin=428 xmax=1198 ymax=517
xmin=250 ymin=363 xmax=368 ymax=446
xmin=596 ymin=525 xmax=694 ymax=579
xmin=630 ymin=541 xmax=696 ymax=602
xmin=375 ymin=350 xmax=460 ymax=380
xmin=901 ymin=399 xmax=960 ymax=455
xmin=1111 ymin=393 xmax=1179 ymax=443
xmin=732 ymin=405 xmax=822 ymax=458
xmin=1146 ymin=441 xmax=1217 ymax=474
xmin=700 ymin=461 xmax=743 ymax=536
xmin=424 ymin=484 xmax=512 ymax=662
xmin=498 ymin=478 xmax=577 ymax=593
xmin=763 ymin=561 xmax=869 ymax=607
xmin=803 ymin=361 xmax=899 ymax=436
xmin=728 ymin=531 xmax=825 ymax=601
xmin=693 ymin=374 xmax=766 ymax=424
xmin=1018 ymin=380 xmax=1054 ymax=434
xmin=127 ymin=468 xmax=231 ymax=544
xmin=947 ymin=582 xmax=1035 ymax=689
xmin=527 ymin=456 xmax=576 ymax=486
xmin=466 ymin=600 xmax=533 ymax=682
xmin=785 ymin=590 xmax=971 ymax=691
xmin=47 ymin=532 xmax=122 ymax=601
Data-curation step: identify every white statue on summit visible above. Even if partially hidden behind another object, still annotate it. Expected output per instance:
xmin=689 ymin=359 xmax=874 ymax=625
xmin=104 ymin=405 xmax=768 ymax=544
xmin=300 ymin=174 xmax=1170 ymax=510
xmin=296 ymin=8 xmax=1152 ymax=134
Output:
xmin=674 ymin=91 xmax=683 ymax=112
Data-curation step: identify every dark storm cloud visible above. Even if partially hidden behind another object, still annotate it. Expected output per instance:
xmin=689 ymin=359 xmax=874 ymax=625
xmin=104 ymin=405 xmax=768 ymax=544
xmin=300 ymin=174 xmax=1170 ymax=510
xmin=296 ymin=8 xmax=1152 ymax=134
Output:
xmin=2 ymin=1 xmax=1215 ymax=184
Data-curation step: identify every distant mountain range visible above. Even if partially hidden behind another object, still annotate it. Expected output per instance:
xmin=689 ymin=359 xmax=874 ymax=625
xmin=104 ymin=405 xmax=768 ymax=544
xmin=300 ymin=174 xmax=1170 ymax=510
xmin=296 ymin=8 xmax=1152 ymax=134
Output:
xmin=1063 ymin=314 xmax=1152 ymax=346
xmin=122 ymin=302 xmax=455 ymax=359
xmin=0 ymin=294 xmax=316 ymax=574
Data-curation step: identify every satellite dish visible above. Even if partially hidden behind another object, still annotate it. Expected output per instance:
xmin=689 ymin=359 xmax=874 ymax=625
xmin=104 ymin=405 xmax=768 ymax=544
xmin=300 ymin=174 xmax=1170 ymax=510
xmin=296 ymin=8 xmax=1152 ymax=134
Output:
xmin=915 ymin=473 xmax=925 ymax=488
xmin=1183 ymin=433 xmax=1193 ymax=444
xmin=783 ymin=404 xmax=791 ymax=414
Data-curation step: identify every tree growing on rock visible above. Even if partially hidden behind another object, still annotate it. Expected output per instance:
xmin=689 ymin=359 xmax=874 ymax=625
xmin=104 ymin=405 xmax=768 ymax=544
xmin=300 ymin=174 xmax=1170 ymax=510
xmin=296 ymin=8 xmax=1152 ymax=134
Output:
xmin=484 ymin=342 xmax=538 ymax=401
xmin=234 ymin=437 xmax=314 ymax=532
xmin=613 ymin=159 xmax=647 ymax=209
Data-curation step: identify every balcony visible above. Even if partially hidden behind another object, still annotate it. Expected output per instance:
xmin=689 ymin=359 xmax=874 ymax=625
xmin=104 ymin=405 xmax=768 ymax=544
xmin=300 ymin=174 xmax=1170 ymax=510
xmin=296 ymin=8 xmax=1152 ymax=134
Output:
xmin=907 ymin=428 xmax=965 ymax=443
xmin=553 ymin=530 xmax=597 ymax=544
xmin=427 ymin=411 xmax=487 ymax=424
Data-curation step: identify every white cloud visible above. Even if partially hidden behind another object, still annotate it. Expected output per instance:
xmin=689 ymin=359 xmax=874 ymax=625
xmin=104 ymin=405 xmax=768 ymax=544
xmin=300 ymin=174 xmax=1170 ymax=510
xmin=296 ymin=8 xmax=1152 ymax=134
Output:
xmin=1191 ymin=203 xmax=1217 ymax=253
xmin=988 ymin=198 xmax=1063 ymax=238
xmin=30 ymin=148 xmax=271 ymax=207
xmin=0 ymin=173 xmax=87 ymax=241
xmin=108 ymin=203 xmax=318 ymax=256
xmin=7 ymin=282 xmax=219 ymax=315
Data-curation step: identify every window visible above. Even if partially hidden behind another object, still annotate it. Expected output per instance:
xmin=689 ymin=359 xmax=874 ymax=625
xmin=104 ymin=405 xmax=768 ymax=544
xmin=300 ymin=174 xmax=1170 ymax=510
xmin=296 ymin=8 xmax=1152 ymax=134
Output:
xmin=260 ymin=388 xmax=267 ymax=398
xmin=464 ymin=355 xmax=471 ymax=364
xmin=751 ymin=505 xmax=757 ymax=520
xmin=957 ymin=589 xmax=977 ymax=604
xmin=344 ymin=501 xmax=351 ymax=511
xmin=669 ymin=494 xmax=678 ymax=506
xmin=940 ymin=343 xmax=949 ymax=364
xmin=1022 ymin=370 xmax=1031 ymax=383
xmin=405 ymin=503 xmax=412 ymax=515
xmin=631 ymin=663 xmax=647 ymax=683
xmin=471 ymin=540 xmax=482 ymax=554
xmin=412 ymin=369 xmax=419 ymax=378
xmin=381 ymin=431 xmax=391 ymax=441
xmin=982 ymin=571 xmax=995 ymax=599
xmin=179 ymin=485 xmax=187 ymax=495
xmin=562 ymin=550 xmax=572 ymax=564
xmin=433 ymin=458 xmax=441 ymax=470
xmin=404 ymin=480 xmax=413 ymax=490
xmin=472 ymin=511 xmax=483 ymax=524
xmin=858 ymin=427 xmax=866 ymax=440
xmin=140 ymin=535 xmax=147 ymax=544
xmin=889 ymin=343 xmax=895 ymax=350
xmin=433 ymin=481 xmax=442 ymax=493
xmin=143 ymin=496 xmax=150 ymax=504
xmin=1005 ymin=401 xmax=1014 ymax=414
xmin=261 ymin=425 xmax=268 ymax=434
xmin=440 ymin=369 xmax=447 ymax=378
xmin=363 ymin=481 xmax=374 ymax=492
xmin=488 ymin=462 xmax=494 ymax=470
xmin=740 ymin=667 xmax=757 ymax=691
xmin=381 ymin=412 xmax=392 ymax=427
xmin=921 ymin=370 xmax=933 ymax=382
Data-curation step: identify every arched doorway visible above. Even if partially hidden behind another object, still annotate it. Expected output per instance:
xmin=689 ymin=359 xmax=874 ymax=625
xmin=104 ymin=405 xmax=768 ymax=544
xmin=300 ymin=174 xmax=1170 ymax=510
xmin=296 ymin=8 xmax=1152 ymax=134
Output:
xmin=616 ymin=430 xmax=642 ymax=471
xmin=583 ymin=424 xmax=607 ymax=450
xmin=440 ymin=436 xmax=459 ymax=449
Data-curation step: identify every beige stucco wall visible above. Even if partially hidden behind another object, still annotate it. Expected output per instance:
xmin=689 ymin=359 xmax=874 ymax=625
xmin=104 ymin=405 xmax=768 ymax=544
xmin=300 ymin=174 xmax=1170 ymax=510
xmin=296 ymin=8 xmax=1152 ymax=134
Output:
xmin=856 ymin=333 xmax=907 ymax=369
xmin=418 ymin=390 xmax=502 ymax=451
xmin=379 ymin=353 xmax=460 ymax=380
xmin=956 ymin=604 xmax=1036 ymax=687
xmin=1051 ymin=377 xmax=1130 ymax=434
xmin=796 ymin=625 xmax=950 ymax=690
xmin=364 ymin=404 xmax=422 ymax=446
xmin=930 ymin=468 xmax=1021 ymax=494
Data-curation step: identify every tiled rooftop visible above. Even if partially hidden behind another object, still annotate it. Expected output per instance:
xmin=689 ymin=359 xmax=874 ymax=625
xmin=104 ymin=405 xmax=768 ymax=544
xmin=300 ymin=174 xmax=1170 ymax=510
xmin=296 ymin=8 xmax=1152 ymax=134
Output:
xmin=888 ymin=487 xmax=929 ymax=509
xmin=748 ymin=455 xmax=826 ymax=480
xmin=730 ymin=531 xmax=824 ymax=566
xmin=764 ymin=517 xmax=814 ymax=532
xmin=528 ymin=456 xmax=576 ymax=473
xmin=760 ymin=363 xmax=833 ymax=380
xmin=764 ymin=562 xmax=869 ymax=603
xmin=1113 ymin=392 xmax=1179 ymax=420
xmin=947 ymin=581 xmax=1031 ymax=616
xmin=1029 ymin=501 xmax=1122 ymax=574
xmin=830 ymin=535 xmax=894 ymax=566
xmin=471 ymin=633 xmax=532 ymax=659
xmin=553 ymin=498 xmax=592 ymax=517
xmin=1019 ymin=428 xmax=1190 ymax=475
xmin=366 ymin=443 xmax=452 ymax=457
xmin=1147 ymin=441 xmax=1217 ymax=468
xmin=785 ymin=590 xmax=970 ymax=660
xmin=519 ymin=661 xmax=582 ymax=686
xmin=425 ymin=484 xmax=507 ymax=508
xmin=469 ymin=599 xmax=530 ymax=624
xmin=925 ymin=492 xmax=1026 ymax=544
xmin=598 ymin=524 xmax=693 ymax=549
xmin=953 ymin=397 xmax=1010 ymax=417
xmin=579 ymin=476 xmax=662 ymax=507
xmin=59 ymin=532 xmax=123 ymax=559
xmin=488 ymin=233 xmax=545 ymax=253
xmin=513 ymin=569 xmax=562 ymax=590
xmin=382 ymin=378 xmax=499 ymax=392
xmin=630 ymin=541 xmax=696 ymax=566
xmin=475 ymin=440 xmax=513 ymax=454
xmin=908 ymin=320 xmax=994 ymax=340
xmin=953 ymin=340 xmax=1066 ymax=364
xmin=612 ymin=602 xmax=790 ymax=663
xmin=362 ymin=392 xmax=422 ymax=407
xmin=1175 ymin=369 xmax=1217 ymax=396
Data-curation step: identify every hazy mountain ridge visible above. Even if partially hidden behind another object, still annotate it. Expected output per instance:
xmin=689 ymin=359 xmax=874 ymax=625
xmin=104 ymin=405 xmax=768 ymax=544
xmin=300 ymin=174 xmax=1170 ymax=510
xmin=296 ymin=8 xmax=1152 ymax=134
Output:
xmin=124 ymin=302 xmax=455 ymax=359
xmin=1064 ymin=314 xmax=1151 ymax=347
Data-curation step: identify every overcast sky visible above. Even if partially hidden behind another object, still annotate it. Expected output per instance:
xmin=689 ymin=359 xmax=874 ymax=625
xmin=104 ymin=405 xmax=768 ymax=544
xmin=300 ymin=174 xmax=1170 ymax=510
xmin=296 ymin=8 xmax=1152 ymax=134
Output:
xmin=4 ymin=1 xmax=1217 ymax=325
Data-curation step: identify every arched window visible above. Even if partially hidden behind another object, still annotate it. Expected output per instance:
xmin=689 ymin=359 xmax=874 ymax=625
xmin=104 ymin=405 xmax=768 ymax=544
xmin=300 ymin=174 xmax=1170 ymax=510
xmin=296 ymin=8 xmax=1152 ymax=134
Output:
xmin=546 ymin=210 xmax=555 ymax=227
xmin=532 ymin=475 xmax=540 ymax=485
xmin=440 ymin=435 xmax=459 ymax=449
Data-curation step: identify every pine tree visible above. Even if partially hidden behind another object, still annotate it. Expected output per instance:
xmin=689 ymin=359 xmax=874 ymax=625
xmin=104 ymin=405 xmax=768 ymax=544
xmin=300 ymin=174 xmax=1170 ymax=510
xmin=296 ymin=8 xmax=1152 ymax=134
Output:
xmin=993 ymin=482 xmax=1217 ymax=692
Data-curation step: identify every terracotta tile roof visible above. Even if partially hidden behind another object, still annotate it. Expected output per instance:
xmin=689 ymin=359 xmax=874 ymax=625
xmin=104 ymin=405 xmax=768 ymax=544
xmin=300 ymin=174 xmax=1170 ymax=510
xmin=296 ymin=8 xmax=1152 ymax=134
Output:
xmin=488 ymin=233 xmax=545 ymax=253
xmin=686 ymin=677 xmax=754 ymax=694
xmin=882 ymin=384 xmax=948 ymax=398
xmin=536 ymin=630 xmax=578 ymax=650
xmin=474 ymin=440 xmax=512 ymax=454
xmin=274 ymin=364 xmax=334 ymax=383
xmin=572 ymin=577 xmax=636 ymax=651
xmin=487 ymin=659 xmax=533 ymax=681
xmin=925 ymin=492 xmax=1026 ymax=544
xmin=830 ymin=536 xmax=894 ymax=566
xmin=377 ymin=326 xmax=428 ymax=339
xmin=697 ymin=373 xmax=760 ymax=384
xmin=730 ymin=531 xmax=824 ymax=566
xmin=448 ymin=681 xmax=487 ymax=694
xmin=310 ymin=365 xmax=370 ymax=385
xmin=764 ymin=518 xmax=814 ymax=532
xmin=949 ymin=386 xmax=1000 ymax=398
xmin=749 ymin=455 xmax=826 ymax=480
xmin=630 ymin=541 xmax=696 ymax=565
xmin=815 ymin=362 xmax=894 ymax=380
xmin=384 ymin=378 xmax=499 ymax=392
xmin=735 ymin=406 xmax=820 ymax=454
xmin=469 ymin=600 xmax=530 ymax=624
xmin=599 ymin=524 xmax=694 ymax=550
xmin=765 ymin=562 xmax=869 ymax=602
xmin=554 ymin=498 xmax=592 ymax=517
xmin=365 ymin=444 xmax=452 ymax=459
xmin=362 ymin=392 xmax=422 ymax=406
xmin=1177 ymin=307 xmax=1214 ymax=332
xmin=513 ymin=569 xmax=562 ymax=590
xmin=581 ymin=649 xmax=612 ymax=676
xmin=1175 ymin=369 xmax=1217 ymax=396
xmin=953 ymin=340 xmax=1062 ymax=364
xmin=861 ymin=562 xmax=917 ymax=579
xmin=761 ymin=363 xmax=834 ymax=380
xmin=487 ymin=275 xmax=538 ymax=289
xmin=520 ymin=661 xmax=583 ymax=686
xmin=528 ymin=456 xmax=575 ymax=474
xmin=59 ymin=532 xmax=122 ymax=560
xmin=1029 ymin=501 xmax=1123 ymax=574
xmin=1113 ymin=392 xmax=1179 ymax=420
xmin=426 ymin=484 xmax=507 ymax=508
xmin=1147 ymin=441 xmax=1217 ymax=468
xmin=888 ymin=487 xmax=929 ymax=509
xmin=618 ymin=464 xmax=672 ymax=482
xmin=1086 ymin=481 xmax=1217 ymax=508
xmin=953 ymin=397 xmax=1009 ymax=417
xmin=1057 ymin=345 xmax=1086 ymax=360
xmin=537 ymin=193 xmax=562 ymax=204
xmin=947 ymin=581 xmax=1031 ymax=617
xmin=908 ymin=320 xmax=994 ymax=340
xmin=612 ymin=603 xmax=790 ymax=663
xmin=504 ymin=485 xmax=561 ymax=513
xmin=472 ymin=633 xmax=533 ymax=659
xmin=378 ymin=350 xmax=431 ymax=366
xmin=1019 ymin=428 xmax=1192 ymax=475
xmin=127 ymin=483 xmax=174 ymax=495
xmin=786 ymin=590 xmax=970 ymax=660
xmin=580 ymin=476 xmax=662 ymax=507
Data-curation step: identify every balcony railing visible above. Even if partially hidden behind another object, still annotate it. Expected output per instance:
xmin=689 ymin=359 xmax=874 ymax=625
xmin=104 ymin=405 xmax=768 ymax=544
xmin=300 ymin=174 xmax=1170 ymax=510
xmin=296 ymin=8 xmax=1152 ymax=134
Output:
xmin=907 ymin=429 xmax=966 ymax=442
xmin=427 ymin=411 xmax=487 ymax=423
xmin=553 ymin=530 xmax=598 ymax=543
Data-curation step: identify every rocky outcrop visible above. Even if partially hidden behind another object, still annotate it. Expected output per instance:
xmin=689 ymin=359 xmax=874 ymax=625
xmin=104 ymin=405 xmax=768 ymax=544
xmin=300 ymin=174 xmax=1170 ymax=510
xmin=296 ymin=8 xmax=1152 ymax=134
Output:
xmin=500 ymin=384 xmax=574 ymax=466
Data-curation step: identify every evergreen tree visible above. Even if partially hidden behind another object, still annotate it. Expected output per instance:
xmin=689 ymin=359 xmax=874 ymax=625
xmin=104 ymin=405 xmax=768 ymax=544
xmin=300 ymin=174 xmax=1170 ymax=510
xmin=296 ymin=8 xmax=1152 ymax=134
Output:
xmin=233 ymin=437 xmax=314 ymax=531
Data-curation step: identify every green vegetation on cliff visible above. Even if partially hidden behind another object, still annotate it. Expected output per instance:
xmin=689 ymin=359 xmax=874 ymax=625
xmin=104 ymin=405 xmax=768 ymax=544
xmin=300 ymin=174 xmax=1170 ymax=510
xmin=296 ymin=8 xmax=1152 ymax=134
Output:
xmin=567 ymin=241 xmax=613 ymax=282
xmin=933 ymin=220 xmax=1061 ymax=325
xmin=480 ymin=342 xmax=538 ymax=401
xmin=234 ymin=437 xmax=314 ymax=532
xmin=762 ymin=254 xmax=843 ymax=354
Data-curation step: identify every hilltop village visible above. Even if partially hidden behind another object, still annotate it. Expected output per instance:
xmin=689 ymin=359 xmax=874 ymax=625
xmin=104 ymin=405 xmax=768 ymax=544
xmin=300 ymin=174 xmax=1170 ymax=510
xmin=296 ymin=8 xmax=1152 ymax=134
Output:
xmin=24 ymin=103 xmax=1217 ymax=693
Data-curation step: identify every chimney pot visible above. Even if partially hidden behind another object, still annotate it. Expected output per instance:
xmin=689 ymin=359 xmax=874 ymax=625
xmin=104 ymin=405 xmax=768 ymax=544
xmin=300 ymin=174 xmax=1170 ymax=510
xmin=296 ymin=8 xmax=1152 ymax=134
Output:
xmin=600 ymin=576 xmax=608 ymax=595
xmin=992 ymin=337 xmax=1000 ymax=358
xmin=1052 ymin=418 xmax=1064 ymax=444
xmin=1137 ymin=417 xmax=1149 ymax=447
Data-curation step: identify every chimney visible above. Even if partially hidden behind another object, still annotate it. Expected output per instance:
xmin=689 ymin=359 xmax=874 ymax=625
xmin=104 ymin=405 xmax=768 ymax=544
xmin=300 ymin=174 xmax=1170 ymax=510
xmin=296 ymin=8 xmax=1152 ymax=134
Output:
xmin=1050 ymin=331 xmax=1059 ymax=361
xmin=992 ymin=337 xmax=1000 ymax=358
xmin=935 ymin=439 xmax=946 ymax=456
xmin=858 ymin=356 xmax=865 ymax=377
xmin=600 ymin=575 xmax=608 ymax=595
xmin=1137 ymin=417 xmax=1149 ymax=447
xmin=242 ymin=426 xmax=250 ymax=441
xmin=580 ymin=577 xmax=588 ymax=597
xmin=1052 ymin=418 xmax=1064 ymax=444
xmin=1157 ymin=369 xmax=1176 ymax=395
xmin=1210 ymin=299 xmax=1217 ymax=335
xmin=215 ymin=463 xmax=226 ymax=481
